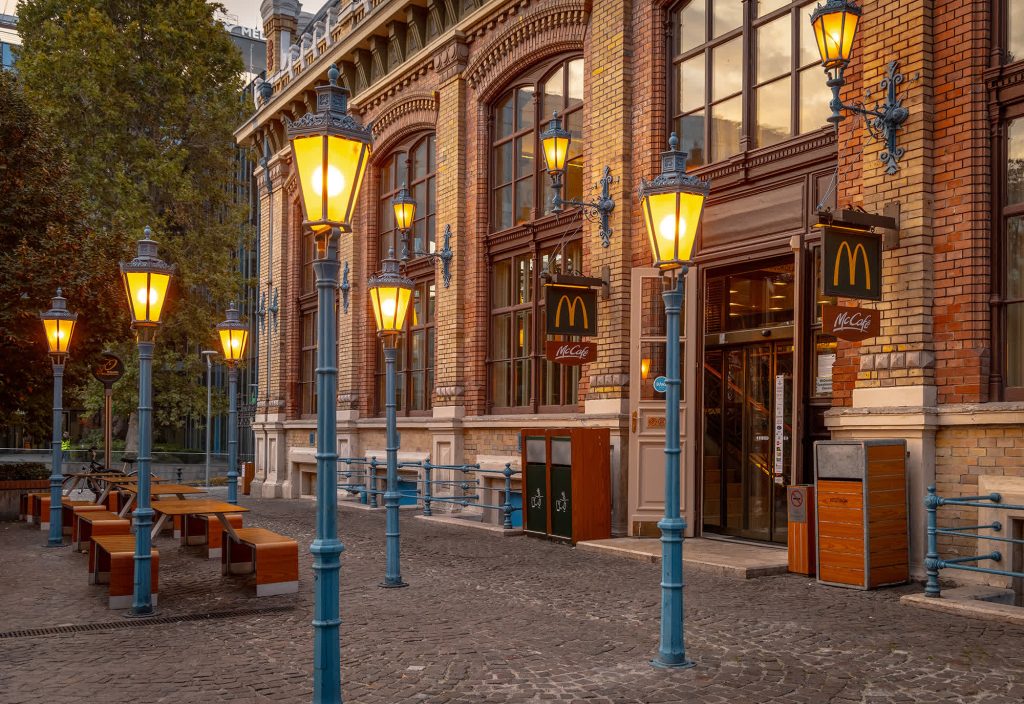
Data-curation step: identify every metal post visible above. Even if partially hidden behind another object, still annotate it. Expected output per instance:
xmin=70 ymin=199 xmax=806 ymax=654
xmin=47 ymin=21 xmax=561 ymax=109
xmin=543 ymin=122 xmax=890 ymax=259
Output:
xmin=45 ymin=361 xmax=65 ymax=547
xmin=203 ymin=350 xmax=214 ymax=488
xmin=369 ymin=457 xmax=379 ymax=508
xmin=924 ymin=485 xmax=942 ymax=598
xmin=652 ymin=271 xmax=692 ymax=669
xmin=132 ymin=332 xmax=156 ymax=615
xmin=227 ymin=365 xmax=239 ymax=504
xmin=422 ymin=459 xmax=433 ymax=517
xmin=381 ymin=342 xmax=407 ymax=588
xmin=311 ymin=230 xmax=344 ymax=704
xmin=502 ymin=462 xmax=514 ymax=530
xmin=103 ymin=386 xmax=113 ymax=470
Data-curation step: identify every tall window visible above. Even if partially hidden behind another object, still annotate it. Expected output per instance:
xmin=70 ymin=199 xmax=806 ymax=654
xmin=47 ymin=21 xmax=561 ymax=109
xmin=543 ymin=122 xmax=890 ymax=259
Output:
xmin=1009 ymin=0 xmax=1024 ymax=62
xmin=375 ymin=281 xmax=436 ymax=414
xmin=374 ymin=133 xmax=437 ymax=414
xmin=378 ymin=134 xmax=436 ymax=260
xmin=671 ymin=1 xmax=831 ymax=168
xmin=489 ymin=240 xmax=582 ymax=412
xmin=491 ymin=57 xmax=584 ymax=231
xmin=299 ymin=310 xmax=316 ymax=415
xmin=1004 ymin=120 xmax=1024 ymax=393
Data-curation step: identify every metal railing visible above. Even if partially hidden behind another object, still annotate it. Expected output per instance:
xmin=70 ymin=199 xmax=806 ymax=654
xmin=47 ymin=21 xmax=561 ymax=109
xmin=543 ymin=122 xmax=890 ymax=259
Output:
xmin=337 ymin=457 xmax=521 ymax=528
xmin=924 ymin=485 xmax=1024 ymax=601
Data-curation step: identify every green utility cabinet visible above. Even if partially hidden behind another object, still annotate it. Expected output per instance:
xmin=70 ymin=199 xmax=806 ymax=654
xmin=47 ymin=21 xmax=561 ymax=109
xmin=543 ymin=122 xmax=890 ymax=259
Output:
xmin=521 ymin=428 xmax=611 ymax=544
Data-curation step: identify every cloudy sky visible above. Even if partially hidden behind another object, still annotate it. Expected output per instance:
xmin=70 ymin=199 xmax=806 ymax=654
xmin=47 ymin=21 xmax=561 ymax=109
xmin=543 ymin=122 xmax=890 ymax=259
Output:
xmin=219 ymin=1 xmax=264 ymax=29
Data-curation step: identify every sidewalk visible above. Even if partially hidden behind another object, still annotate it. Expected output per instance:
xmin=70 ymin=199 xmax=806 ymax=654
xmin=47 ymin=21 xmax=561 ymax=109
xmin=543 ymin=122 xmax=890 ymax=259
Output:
xmin=2 ymin=494 xmax=1023 ymax=703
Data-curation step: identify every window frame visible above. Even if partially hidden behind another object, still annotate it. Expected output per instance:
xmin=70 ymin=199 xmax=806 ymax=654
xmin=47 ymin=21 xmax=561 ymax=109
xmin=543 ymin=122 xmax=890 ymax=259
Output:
xmin=373 ymin=131 xmax=438 ymax=416
xmin=668 ymin=0 xmax=829 ymax=169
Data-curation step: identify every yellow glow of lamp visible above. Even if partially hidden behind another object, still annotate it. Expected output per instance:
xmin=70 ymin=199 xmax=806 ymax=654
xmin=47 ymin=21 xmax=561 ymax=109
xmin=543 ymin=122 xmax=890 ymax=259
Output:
xmin=540 ymin=111 xmax=572 ymax=175
xmin=810 ymin=0 xmax=861 ymax=71
xmin=638 ymin=133 xmax=711 ymax=271
xmin=368 ymin=256 xmax=414 ymax=337
xmin=119 ymin=227 xmax=174 ymax=328
xmin=640 ymin=358 xmax=652 ymax=381
xmin=217 ymin=302 xmax=249 ymax=364
xmin=39 ymin=288 xmax=77 ymax=358
xmin=288 ymin=64 xmax=373 ymax=236
xmin=392 ymin=184 xmax=417 ymax=233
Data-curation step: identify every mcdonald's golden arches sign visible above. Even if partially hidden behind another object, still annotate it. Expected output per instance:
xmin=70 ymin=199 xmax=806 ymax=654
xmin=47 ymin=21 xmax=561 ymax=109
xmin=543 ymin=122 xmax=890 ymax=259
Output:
xmin=822 ymin=226 xmax=883 ymax=301
xmin=545 ymin=285 xmax=598 ymax=336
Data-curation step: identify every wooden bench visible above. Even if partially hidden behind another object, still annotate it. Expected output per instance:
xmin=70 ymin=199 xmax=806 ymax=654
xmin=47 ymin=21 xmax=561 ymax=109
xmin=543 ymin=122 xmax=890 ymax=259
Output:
xmin=61 ymin=500 xmax=101 ymax=536
xmin=183 ymin=513 xmax=244 ymax=559
xmin=24 ymin=492 xmax=49 ymax=525
xmin=89 ymin=534 xmax=158 ymax=609
xmin=75 ymin=511 xmax=131 ymax=553
xmin=221 ymin=528 xmax=299 ymax=597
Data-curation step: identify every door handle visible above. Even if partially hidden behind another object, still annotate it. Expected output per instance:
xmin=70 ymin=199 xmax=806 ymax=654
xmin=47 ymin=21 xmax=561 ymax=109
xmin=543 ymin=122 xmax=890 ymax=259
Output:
xmin=631 ymin=410 xmax=637 ymax=433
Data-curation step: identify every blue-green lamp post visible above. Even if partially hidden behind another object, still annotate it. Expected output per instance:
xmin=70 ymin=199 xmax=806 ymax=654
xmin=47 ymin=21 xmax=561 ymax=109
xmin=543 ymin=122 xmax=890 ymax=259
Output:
xmin=39 ymin=289 xmax=77 ymax=547
xmin=217 ymin=303 xmax=249 ymax=504
xmin=368 ymin=253 xmax=414 ymax=589
xmin=287 ymin=64 xmax=372 ymax=704
xmin=120 ymin=227 xmax=174 ymax=616
xmin=638 ymin=134 xmax=710 ymax=668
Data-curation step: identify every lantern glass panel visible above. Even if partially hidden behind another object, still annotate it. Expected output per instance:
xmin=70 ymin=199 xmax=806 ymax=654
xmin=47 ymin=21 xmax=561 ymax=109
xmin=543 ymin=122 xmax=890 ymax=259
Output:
xmin=219 ymin=328 xmax=248 ymax=362
xmin=42 ymin=317 xmax=75 ymax=354
xmin=292 ymin=134 xmax=370 ymax=230
xmin=542 ymin=133 xmax=571 ymax=173
xmin=124 ymin=271 xmax=170 ymax=324
xmin=393 ymin=200 xmax=416 ymax=231
xmin=370 ymin=285 xmax=413 ymax=334
xmin=642 ymin=190 xmax=706 ymax=268
xmin=812 ymin=9 xmax=858 ymax=69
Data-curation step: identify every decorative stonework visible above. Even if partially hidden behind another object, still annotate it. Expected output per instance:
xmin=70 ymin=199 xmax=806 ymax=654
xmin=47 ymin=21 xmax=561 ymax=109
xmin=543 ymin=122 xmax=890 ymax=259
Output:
xmin=464 ymin=1 xmax=588 ymax=99
xmin=435 ymin=386 xmax=466 ymax=401
xmin=589 ymin=374 xmax=629 ymax=393
xmin=370 ymin=93 xmax=440 ymax=148
xmin=433 ymin=34 xmax=469 ymax=81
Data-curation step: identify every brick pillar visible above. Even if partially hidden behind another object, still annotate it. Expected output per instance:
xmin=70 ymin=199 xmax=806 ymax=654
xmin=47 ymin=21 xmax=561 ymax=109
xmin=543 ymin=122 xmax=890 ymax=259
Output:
xmin=584 ymin=0 xmax=633 ymax=536
xmin=430 ymin=36 xmax=470 ymax=471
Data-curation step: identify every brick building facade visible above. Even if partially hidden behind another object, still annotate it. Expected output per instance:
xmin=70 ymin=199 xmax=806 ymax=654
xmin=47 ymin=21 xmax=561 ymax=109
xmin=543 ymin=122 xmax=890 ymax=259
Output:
xmin=236 ymin=0 xmax=1024 ymax=583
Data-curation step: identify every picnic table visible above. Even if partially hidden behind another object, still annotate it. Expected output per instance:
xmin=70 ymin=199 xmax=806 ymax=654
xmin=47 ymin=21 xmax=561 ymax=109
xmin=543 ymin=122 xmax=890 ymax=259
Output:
xmin=114 ymin=483 xmax=206 ymax=518
xmin=61 ymin=472 xmax=132 ymax=496
xmin=93 ymin=475 xmax=165 ymax=508
xmin=150 ymin=499 xmax=249 ymax=546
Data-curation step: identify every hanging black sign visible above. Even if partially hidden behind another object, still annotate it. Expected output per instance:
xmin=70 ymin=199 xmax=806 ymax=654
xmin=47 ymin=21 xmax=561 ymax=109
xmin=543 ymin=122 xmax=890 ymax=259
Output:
xmin=822 ymin=226 xmax=883 ymax=301
xmin=92 ymin=352 xmax=125 ymax=388
xmin=545 ymin=286 xmax=598 ymax=336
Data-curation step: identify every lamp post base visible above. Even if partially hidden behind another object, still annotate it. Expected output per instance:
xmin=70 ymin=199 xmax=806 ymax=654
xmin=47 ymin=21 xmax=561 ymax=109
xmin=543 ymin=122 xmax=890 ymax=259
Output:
xmin=42 ymin=542 xmax=69 ymax=549
xmin=650 ymin=658 xmax=695 ymax=670
xmin=125 ymin=607 xmax=158 ymax=619
xmin=379 ymin=580 xmax=408 ymax=589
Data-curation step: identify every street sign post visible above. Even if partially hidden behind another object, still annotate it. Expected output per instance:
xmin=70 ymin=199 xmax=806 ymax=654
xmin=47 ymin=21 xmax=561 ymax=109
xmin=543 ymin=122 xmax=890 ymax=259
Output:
xmin=91 ymin=352 xmax=125 ymax=470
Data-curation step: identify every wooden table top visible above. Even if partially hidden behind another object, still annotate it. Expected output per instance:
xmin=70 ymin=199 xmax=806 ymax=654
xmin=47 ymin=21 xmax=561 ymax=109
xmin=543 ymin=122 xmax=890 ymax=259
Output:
xmin=150 ymin=499 xmax=249 ymax=516
xmin=64 ymin=472 xmax=131 ymax=479
xmin=103 ymin=476 xmax=165 ymax=486
xmin=116 ymin=484 xmax=205 ymax=496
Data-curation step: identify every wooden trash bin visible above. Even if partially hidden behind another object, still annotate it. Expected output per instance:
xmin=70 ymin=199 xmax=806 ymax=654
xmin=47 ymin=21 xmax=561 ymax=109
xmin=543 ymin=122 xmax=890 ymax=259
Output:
xmin=813 ymin=440 xmax=909 ymax=590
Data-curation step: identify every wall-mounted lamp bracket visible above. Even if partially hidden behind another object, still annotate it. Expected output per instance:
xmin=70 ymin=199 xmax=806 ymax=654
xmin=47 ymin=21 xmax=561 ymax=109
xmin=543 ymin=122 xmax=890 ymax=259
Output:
xmin=405 ymin=223 xmax=455 ymax=288
xmin=551 ymin=166 xmax=616 ymax=248
xmin=540 ymin=269 xmax=611 ymax=299
xmin=340 ymin=260 xmax=351 ymax=313
xmin=828 ymin=60 xmax=916 ymax=175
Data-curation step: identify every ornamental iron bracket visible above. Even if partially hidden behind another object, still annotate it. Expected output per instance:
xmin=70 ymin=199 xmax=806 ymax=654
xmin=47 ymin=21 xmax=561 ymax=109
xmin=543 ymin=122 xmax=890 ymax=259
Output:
xmin=401 ymin=224 xmax=454 ymax=289
xmin=551 ymin=165 xmax=615 ymax=248
xmin=340 ymin=260 xmax=351 ymax=313
xmin=827 ymin=60 xmax=917 ymax=175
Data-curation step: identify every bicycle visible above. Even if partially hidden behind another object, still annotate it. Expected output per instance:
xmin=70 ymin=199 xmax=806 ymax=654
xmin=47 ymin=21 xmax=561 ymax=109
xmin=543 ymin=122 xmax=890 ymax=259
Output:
xmin=63 ymin=450 xmax=138 ymax=501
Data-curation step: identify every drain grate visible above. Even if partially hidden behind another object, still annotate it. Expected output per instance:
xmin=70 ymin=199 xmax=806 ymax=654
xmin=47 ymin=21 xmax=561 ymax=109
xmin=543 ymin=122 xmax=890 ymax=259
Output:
xmin=0 ymin=605 xmax=295 ymax=640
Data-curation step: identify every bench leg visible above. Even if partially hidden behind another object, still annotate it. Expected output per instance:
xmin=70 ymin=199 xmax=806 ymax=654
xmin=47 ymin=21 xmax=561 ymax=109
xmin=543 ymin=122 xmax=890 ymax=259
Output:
xmin=223 ymin=533 xmax=255 ymax=575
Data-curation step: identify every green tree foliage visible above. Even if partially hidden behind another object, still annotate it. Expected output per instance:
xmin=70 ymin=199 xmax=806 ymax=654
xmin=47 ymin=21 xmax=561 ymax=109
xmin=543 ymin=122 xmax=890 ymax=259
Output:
xmin=0 ymin=70 xmax=123 ymax=438
xmin=15 ymin=0 xmax=248 ymax=438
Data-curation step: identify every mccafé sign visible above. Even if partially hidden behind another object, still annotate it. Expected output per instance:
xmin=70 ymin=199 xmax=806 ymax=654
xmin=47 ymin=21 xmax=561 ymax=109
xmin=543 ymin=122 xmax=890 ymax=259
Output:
xmin=822 ymin=304 xmax=880 ymax=342
xmin=545 ymin=341 xmax=598 ymax=365
xmin=822 ymin=226 xmax=883 ymax=301
xmin=545 ymin=285 xmax=598 ymax=336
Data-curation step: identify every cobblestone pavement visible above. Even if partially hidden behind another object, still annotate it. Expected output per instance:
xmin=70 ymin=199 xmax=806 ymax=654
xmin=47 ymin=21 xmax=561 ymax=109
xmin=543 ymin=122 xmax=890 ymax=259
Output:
xmin=2 ymin=492 xmax=1023 ymax=704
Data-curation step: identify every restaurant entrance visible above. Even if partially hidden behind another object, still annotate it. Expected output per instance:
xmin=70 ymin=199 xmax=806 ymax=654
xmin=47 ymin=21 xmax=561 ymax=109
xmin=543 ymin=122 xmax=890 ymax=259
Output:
xmin=701 ymin=262 xmax=795 ymax=544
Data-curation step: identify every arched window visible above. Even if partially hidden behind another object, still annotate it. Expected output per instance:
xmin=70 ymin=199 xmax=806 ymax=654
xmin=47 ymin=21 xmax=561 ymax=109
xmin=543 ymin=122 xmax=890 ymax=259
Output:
xmin=491 ymin=56 xmax=584 ymax=231
xmin=374 ymin=133 xmax=437 ymax=415
xmin=670 ymin=1 xmax=831 ymax=168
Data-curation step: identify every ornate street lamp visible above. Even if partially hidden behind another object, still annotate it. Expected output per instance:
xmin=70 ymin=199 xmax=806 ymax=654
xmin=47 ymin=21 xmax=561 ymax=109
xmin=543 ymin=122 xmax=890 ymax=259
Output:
xmin=809 ymin=0 xmax=911 ymax=174
xmin=368 ymin=253 xmax=414 ymax=589
xmin=119 ymin=226 xmax=174 ymax=616
xmin=638 ymin=134 xmax=710 ymax=669
xmin=287 ymin=63 xmax=372 ymax=704
xmin=392 ymin=184 xmax=416 ymax=260
xmin=540 ymin=111 xmax=615 ymax=248
xmin=217 ymin=303 xmax=249 ymax=505
xmin=39 ymin=289 xmax=77 ymax=547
